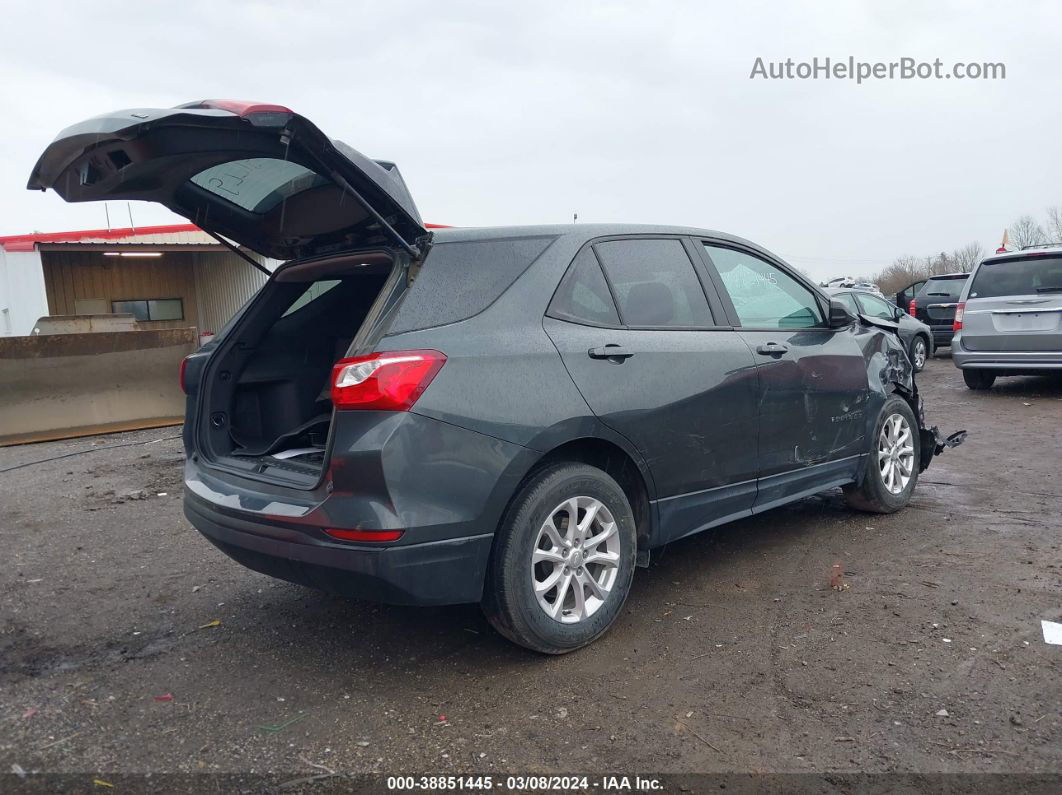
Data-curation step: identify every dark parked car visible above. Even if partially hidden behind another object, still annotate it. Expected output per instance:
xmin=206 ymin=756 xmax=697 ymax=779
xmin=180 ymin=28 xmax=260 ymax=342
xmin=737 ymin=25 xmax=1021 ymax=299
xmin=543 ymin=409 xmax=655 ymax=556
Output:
xmin=827 ymin=288 xmax=935 ymax=372
xmin=894 ymin=278 xmax=926 ymax=314
xmin=28 ymin=101 xmax=964 ymax=653
xmin=911 ymin=273 xmax=970 ymax=348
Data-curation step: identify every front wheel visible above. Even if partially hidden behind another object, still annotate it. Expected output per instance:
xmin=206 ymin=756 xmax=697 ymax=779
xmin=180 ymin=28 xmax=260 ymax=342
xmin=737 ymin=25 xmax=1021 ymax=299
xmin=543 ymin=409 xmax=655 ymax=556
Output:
xmin=482 ymin=463 xmax=637 ymax=654
xmin=910 ymin=336 xmax=928 ymax=373
xmin=843 ymin=396 xmax=920 ymax=514
xmin=963 ymin=369 xmax=996 ymax=390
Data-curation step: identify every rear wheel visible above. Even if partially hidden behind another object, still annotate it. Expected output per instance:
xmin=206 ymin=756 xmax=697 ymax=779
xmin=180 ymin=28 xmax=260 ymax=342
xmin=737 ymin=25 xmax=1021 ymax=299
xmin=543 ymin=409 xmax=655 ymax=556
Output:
xmin=482 ymin=463 xmax=637 ymax=654
xmin=843 ymin=396 xmax=920 ymax=514
xmin=963 ymin=369 xmax=996 ymax=390
xmin=910 ymin=336 xmax=928 ymax=372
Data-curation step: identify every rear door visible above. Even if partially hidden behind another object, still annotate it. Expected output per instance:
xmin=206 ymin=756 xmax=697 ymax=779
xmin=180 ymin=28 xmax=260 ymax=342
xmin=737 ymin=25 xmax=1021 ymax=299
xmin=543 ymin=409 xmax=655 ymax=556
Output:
xmin=28 ymin=100 xmax=427 ymax=260
xmin=961 ymin=254 xmax=1062 ymax=351
xmin=544 ymin=236 xmax=761 ymax=543
xmin=698 ymin=242 xmax=869 ymax=510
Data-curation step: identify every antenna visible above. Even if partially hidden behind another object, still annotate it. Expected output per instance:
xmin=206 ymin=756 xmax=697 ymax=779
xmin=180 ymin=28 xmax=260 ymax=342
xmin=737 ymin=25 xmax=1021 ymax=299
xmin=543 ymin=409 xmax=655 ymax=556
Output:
xmin=573 ymin=212 xmax=578 ymax=224
xmin=104 ymin=203 xmax=112 ymax=230
xmin=127 ymin=202 xmax=136 ymax=232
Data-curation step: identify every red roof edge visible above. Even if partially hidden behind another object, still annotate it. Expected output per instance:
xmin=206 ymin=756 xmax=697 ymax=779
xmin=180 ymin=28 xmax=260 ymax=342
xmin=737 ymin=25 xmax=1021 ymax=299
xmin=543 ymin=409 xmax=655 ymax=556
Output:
xmin=0 ymin=223 xmax=201 ymax=252
xmin=1 ymin=222 xmax=450 ymax=252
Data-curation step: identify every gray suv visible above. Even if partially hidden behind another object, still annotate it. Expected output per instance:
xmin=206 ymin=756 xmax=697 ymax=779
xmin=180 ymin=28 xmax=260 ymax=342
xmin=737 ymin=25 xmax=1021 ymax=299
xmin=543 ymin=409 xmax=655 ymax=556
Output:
xmin=28 ymin=100 xmax=964 ymax=653
xmin=953 ymin=247 xmax=1062 ymax=389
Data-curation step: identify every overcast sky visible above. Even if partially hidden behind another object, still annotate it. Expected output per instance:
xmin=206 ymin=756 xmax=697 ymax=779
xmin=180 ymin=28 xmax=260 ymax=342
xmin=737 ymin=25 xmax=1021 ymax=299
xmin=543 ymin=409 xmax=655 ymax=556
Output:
xmin=1 ymin=1 xmax=1058 ymax=280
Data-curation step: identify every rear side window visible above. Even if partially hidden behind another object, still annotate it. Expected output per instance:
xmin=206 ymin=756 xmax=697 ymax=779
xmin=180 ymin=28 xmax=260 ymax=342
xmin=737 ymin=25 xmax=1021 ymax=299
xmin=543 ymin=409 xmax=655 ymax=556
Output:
xmin=969 ymin=256 xmax=1062 ymax=298
xmin=388 ymin=236 xmax=555 ymax=333
xmin=548 ymin=248 xmax=621 ymax=326
xmin=595 ymin=239 xmax=714 ymax=327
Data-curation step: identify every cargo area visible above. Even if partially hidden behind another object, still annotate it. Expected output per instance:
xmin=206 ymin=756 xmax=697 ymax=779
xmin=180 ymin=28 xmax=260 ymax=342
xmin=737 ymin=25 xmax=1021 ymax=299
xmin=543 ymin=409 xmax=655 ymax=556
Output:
xmin=194 ymin=251 xmax=400 ymax=486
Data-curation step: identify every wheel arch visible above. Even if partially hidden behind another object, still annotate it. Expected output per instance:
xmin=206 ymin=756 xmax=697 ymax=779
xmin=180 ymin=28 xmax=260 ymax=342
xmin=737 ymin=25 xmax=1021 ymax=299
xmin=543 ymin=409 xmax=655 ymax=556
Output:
xmin=496 ymin=433 xmax=656 ymax=555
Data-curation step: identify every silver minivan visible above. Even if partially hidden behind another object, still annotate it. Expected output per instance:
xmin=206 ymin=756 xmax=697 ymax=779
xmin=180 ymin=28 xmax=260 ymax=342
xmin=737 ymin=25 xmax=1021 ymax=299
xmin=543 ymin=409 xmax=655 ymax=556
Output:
xmin=952 ymin=246 xmax=1062 ymax=389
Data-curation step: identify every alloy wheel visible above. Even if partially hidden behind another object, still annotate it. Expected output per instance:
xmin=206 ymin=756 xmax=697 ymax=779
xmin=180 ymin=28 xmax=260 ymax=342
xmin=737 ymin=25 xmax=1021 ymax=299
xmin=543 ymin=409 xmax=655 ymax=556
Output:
xmin=531 ymin=496 xmax=621 ymax=624
xmin=913 ymin=339 xmax=927 ymax=369
xmin=878 ymin=413 xmax=915 ymax=494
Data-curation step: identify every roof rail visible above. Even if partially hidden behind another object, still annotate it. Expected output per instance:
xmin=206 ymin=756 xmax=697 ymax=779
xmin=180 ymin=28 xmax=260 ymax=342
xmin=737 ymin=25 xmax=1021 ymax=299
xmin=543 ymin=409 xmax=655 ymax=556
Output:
xmin=1018 ymin=242 xmax=1062 ymax=251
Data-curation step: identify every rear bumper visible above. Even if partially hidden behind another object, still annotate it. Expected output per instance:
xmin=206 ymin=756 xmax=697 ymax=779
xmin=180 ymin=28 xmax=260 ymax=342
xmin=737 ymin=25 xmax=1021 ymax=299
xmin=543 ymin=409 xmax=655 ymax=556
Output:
xmin=952 ymin=336 xmax=1062 ymax=370
xmin=185 ymin=496 xmax=493 ymax=605
xmin=929 ymin=326 xmax=955 ymax=346
xmin=182 ymin=410 xmax=537 ymax=605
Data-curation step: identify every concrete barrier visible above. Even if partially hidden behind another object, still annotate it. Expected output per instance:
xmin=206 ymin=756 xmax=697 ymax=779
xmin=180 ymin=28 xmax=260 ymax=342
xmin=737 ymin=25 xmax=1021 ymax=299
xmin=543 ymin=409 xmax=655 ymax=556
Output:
xmin=0 ymin=328 xmax=196 ymax=446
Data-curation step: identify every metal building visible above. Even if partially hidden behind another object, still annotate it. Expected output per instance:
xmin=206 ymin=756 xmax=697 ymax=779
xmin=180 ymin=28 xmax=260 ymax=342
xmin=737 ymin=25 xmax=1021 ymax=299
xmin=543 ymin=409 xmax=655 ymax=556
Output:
xmin=0 ymin=223 xmax=278 ymax=338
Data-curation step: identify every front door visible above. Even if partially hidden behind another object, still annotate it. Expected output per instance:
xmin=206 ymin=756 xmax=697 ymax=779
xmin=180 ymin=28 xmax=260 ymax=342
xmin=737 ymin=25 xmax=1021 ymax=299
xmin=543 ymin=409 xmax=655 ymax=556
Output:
xmin=544 ymin=238 xmax=760 ymax=543
xmin=699 ymin=242 xmax=870 ymax=511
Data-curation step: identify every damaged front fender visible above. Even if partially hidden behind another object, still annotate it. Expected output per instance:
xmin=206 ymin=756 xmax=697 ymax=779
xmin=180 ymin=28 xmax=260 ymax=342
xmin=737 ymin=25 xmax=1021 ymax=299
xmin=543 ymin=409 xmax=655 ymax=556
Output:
xmin=854 ymin=314 xmax=966 ymax=472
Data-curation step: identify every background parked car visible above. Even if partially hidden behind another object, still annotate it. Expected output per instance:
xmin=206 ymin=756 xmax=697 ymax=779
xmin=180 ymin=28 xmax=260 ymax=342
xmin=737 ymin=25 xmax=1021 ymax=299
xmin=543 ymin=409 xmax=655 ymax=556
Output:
xmin=894 ymin=278 xmax=927 ymax=314
xmin=952 ymin=245 xmax=1062 ymax=389
xmin=827 ymin=287 xmax=934 ymax=372
xmin=911 ymin=273 xmax=970 ymax=349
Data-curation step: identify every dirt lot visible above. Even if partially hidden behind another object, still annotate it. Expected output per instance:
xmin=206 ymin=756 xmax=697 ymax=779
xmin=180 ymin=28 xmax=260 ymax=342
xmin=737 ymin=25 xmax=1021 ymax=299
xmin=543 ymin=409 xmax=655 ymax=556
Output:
xmin=1 ymin=356 xmax=1060 ymax=784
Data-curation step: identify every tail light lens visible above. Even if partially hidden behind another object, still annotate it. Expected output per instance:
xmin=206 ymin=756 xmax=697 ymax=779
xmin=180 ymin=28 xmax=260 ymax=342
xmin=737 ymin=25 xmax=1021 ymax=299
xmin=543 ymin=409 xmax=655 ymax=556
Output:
xmin=179 ymin=355 xmax=190 ymax=394
xmin=323 ymin=528 xmax=404 ymax=543
xmin=953 ymin=301 xmax=965 ymax=331
xmin=331 ymin=350 xmax=446 ymax=411
xmin=908 ymin=298 xmax=917 ymax=315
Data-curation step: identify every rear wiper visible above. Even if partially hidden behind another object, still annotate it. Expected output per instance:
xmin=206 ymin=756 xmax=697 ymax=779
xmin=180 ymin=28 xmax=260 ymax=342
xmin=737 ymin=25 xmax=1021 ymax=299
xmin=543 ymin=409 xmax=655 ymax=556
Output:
xmin=1035 ymin=286 xmax=1062 ymax=293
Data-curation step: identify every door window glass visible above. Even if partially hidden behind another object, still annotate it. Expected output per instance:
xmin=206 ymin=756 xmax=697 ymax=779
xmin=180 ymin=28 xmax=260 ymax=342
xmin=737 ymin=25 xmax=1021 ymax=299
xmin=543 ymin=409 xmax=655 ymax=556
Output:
xmin=703 ymin=245 xmax=824 ymax=329
xmin=595 ymin=239 xmax=714 ymax=327
xmin=547 ymin=248 xmax=621 ymax=326
xmin=833 ymin=291 xmax=859 ymax=314
xmin=855 ymin=293 xmax=897 ymax=320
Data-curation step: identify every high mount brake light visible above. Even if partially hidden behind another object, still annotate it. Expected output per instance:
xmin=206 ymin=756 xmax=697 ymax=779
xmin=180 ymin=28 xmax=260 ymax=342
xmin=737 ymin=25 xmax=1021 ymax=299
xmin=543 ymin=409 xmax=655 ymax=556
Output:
xmin=330 ymin=350 xmax=446 ymax=411
xmin=953 ymin=301 xmax=966 ymax=332
xmin=178 ymin=99 xmax=293 ymax=126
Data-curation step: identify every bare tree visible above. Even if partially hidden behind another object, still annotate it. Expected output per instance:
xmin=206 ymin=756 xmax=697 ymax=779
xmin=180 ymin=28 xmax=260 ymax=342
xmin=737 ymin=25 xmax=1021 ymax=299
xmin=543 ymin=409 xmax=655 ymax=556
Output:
xmin=1009 ymin=214 xmax=1048 ymax=249
xmin=1045 ymin=206 xmax=1062 ymax=244
xmin=874 ymin=255 xmax=927 ymax=295
xmin=951 ymin=241 xmax=984 ymax=272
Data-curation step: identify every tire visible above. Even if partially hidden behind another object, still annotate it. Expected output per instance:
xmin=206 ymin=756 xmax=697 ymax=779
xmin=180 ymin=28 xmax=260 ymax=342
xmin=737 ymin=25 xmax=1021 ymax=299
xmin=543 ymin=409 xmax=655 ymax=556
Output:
xmin=910 ymin=335 xmax=929 ymax=373
xmin=963 ymin=369 xmax=996 ymax=390
xmin=482 ymin=462 xmax=637 ymax=654
xmin=843 ymin=395 xmax=920 ymax=514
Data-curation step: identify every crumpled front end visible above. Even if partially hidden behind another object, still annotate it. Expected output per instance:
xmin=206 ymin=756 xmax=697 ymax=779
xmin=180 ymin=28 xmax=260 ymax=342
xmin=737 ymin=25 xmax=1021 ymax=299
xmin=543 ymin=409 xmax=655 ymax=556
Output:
xmin=857 ymin=317 xmax=966 ymax=472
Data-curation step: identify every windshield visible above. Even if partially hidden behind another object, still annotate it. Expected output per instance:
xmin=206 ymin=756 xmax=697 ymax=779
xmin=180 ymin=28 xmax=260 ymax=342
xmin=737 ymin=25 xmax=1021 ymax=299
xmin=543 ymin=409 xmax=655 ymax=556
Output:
xmin=969 ymin=255 xmax=1062 ymax=298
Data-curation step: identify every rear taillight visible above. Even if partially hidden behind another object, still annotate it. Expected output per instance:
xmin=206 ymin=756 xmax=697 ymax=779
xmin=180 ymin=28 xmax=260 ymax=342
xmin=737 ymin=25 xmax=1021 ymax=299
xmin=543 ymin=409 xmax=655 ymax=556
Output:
xmin=179 ymin=355 xmax=190 ymax=394
xmin=331 ymin=350 xmax=446 ymax=411
xmin=953 ymin=301 xmax=965 ymax=331
xmin=908 ymin=298 xmax=917 ymax=315
xmin=323 ymin=528 xmax=404 ymax=543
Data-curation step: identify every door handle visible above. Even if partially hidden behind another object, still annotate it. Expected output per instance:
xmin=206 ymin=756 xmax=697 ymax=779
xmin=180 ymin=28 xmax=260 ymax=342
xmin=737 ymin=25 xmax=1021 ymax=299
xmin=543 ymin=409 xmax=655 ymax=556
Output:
xmin=588 ymin=344 xmax=635 ymax=362
xmin=755 ymin=342 xmax=789 ymax=356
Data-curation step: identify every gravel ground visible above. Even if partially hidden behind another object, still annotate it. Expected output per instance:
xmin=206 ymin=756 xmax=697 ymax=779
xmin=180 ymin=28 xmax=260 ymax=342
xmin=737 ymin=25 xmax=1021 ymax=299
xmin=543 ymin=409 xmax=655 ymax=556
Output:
xmin=1 ymin=355 xmax=1060 ymax=784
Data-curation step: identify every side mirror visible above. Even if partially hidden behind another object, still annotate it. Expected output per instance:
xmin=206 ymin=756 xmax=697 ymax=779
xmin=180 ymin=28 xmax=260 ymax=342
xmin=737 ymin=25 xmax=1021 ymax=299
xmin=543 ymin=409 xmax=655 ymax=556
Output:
xmin=828 ymin=299 xmax=855 ymax=328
